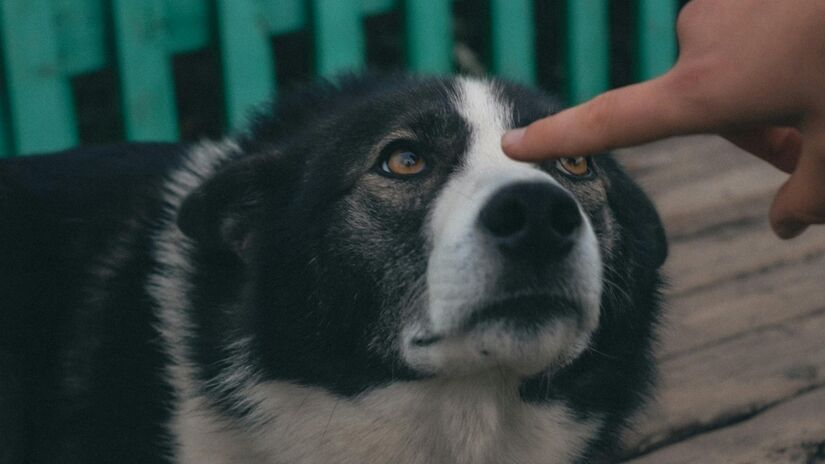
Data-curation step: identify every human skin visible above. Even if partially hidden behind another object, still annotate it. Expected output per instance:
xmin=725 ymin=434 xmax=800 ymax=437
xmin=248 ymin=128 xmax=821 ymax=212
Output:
xmin=502 ymin=0 xmax=825 ymax=239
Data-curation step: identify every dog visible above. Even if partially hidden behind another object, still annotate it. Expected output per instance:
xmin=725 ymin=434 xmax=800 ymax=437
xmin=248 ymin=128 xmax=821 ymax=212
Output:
xmin=0 ymin=74 xmax=667 ymax=463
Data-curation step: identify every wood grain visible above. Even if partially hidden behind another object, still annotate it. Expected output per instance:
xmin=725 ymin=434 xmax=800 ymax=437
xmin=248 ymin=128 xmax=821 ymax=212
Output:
xmin=661 ymin=253 xmax=825 ymax=359
xmin=624 ymin=386 xmax=825 ymax=464
xmin=624 ymin=309 xmax=825 ymax=454
xmin=615 ymin=136 xmax=825 ymax=461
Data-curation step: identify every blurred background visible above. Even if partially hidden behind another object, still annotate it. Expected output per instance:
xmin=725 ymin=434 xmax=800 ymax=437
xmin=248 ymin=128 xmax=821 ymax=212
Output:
xmin=0 ymin=0 xmax=686 ymax=157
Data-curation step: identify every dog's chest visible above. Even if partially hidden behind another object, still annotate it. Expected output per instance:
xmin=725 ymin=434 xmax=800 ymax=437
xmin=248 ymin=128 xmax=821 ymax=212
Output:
xmin=170 ymin=377 xmax=599 ymax=464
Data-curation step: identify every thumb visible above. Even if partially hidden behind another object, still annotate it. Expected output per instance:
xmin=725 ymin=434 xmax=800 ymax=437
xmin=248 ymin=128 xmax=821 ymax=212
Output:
xmin=769 ymin=143 xmax=825 ymax=239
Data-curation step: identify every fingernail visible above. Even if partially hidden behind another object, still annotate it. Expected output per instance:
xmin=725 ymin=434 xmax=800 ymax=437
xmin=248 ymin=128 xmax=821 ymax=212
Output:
xmin=774 ymin=220 xmax=807 ymax=239
xmin=502 ymin=128 xmax=526 ymax=150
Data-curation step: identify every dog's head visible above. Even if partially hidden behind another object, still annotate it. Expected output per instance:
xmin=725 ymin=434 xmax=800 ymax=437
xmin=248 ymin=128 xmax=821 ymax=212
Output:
xmin=176 ymin=75 xmax=667 ymax=396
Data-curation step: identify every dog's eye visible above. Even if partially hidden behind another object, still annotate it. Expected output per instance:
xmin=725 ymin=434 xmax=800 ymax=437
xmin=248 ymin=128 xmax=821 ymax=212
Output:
xmin=381 ymin=149 xmax=427 ymax=177
xmin=555 ymin=157 xmax=591 ymax=177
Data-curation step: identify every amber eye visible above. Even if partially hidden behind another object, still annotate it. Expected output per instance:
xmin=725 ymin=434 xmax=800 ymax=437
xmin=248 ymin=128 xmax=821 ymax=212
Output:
xmin=555 ymin=157 xmax=591 ymax=177
xmin=381 ymin=149 xmax=427 ymax=177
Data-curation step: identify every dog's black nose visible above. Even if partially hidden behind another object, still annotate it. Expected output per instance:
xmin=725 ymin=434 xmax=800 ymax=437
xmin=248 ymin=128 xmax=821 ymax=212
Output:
xmin=478 ymin=182 xmax=582 ymax=260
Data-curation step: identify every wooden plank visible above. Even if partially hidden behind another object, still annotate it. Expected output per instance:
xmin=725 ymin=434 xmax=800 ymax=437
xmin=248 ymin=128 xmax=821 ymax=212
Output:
xmin=661 ymin=253 xmax=825 ymax=359
xmin=620 ymin=139 xmax=825 ymax=297
xmin=616 ymin=136 xmax=752 ymax=199
xmin=53 ymin=0 xmax=107 ymax=76
xmin=216 ymin=0 xmax=276 ymax=129
xmin=615 ymin=136 xmax=779 ymax=238
xmin=111 ymin=0 xmax=179 ymax=141
xmin=656 ymin=166 xmax=780 ymax=240
xmin=665 ymin=216 xmax=825 ymax=296
xmin=635 ymin=0 xmax=677 ymax=80
xmin=565 ymin=0 xmax=609 ymax=103
xmin=622 ymin=309 xmax=825 ymax=455
xmin=0 ymin=0 xmax=77 ymax=154
xmin=624 ymin=386 xmax=825 ymax=464
xmin=311 ymin=0 xmax=365 ymax=76
xmin=404 ymin=0 xmax=452 ymax=74
xmin=490 ymin=0 xmax=536 ymax=84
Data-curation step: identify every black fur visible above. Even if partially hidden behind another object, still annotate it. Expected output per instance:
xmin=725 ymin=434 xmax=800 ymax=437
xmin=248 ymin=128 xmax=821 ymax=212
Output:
xmin=0 ymin=75 xmax=665 ymax=463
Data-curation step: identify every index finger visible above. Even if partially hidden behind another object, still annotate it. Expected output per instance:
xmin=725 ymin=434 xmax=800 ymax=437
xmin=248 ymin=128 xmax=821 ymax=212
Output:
xmin=502 ymin=73 xmax=706 ymax=160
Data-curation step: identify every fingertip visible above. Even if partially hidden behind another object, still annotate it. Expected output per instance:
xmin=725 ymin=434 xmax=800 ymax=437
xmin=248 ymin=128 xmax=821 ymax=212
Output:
xmin=501 ymin=128 xmax=527 ymax=158
xmin=771 ymin=218 xmax=808 ymax=239
xmin=769 ymin=146 xmax=825 ymax=239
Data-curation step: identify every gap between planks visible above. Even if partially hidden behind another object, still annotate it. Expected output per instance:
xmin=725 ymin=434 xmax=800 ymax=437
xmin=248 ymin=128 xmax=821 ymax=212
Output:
xmin=622 ymin=307 xmax=825 ymax=457
xmin=622 ymin=385 xmax=825 ymax=464
xmin=615 ymin=136 xmax=825 ymax=461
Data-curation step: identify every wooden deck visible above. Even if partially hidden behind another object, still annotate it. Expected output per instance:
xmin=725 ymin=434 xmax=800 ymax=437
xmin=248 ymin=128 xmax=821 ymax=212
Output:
xmin=615 ymin=136 xmax=825 ymax=463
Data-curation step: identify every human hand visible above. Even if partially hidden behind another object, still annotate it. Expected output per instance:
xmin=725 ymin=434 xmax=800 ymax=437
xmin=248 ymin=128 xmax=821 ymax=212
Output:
xmin=502 ymin=0 xmax=825 ymax=239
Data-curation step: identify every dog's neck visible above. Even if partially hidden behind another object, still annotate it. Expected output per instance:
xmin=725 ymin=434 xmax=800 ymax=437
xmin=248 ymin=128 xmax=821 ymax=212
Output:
xmin=170 ymin=372 xmax=599 ymax=464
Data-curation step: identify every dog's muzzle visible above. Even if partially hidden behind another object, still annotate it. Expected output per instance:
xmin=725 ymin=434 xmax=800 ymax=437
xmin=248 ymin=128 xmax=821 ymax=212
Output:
xmin=403 ymin=175 xmax=601 ymax=376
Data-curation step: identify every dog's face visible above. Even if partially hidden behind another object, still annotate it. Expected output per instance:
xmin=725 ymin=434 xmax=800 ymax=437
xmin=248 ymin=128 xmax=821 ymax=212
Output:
xmin=177 ymin=76 xmax=666 ymax=397
xmin=400 ymin=80 xmax=606 ymax=378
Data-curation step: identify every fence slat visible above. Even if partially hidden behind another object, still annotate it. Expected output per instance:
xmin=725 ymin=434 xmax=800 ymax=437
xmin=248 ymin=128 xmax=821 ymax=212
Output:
xmin=0 ymin=0 xmax=77 ymax=155
xmin=112 ymin=0 xmax=178 ymax=141
xmin=1 ymin=33 xmax=9 ymax=157
xmin=490 ymin=0 xmax=535 ymax=84
xmin=363 ymin=0 xmax=397 ymax=16
xmin=166 ymin=0 xmax=210 ymax=54
xmin=217 ymin=0 xmax=276 ymax=130
xmin=54 ymin=0 xmax=106 ymax=76
xmin=311 ymin=0 xmax=365 ymax=76
xmin=260 ymin=0 xmax=396 ymax=37
xmin=636 ymin=0 xmax=677 ymax=80
xmin=404 ymin=0 xmax=452 ymax=74
xmin=0 ymin=80 xmax=10 ymax=157
xmin=566 ymin=0 xmax=609 ymax=103
xmin=261 ymin=0 xmax=306 ymax=35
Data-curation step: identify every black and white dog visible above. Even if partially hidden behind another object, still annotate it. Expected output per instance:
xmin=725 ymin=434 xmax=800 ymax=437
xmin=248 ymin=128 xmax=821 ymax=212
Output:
xmin=0 ymin=75 xmax=666 ymax=463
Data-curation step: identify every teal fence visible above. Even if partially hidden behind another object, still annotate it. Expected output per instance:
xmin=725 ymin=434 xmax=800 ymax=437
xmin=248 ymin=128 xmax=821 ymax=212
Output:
xmin=0 ymin=0 xmax=678 ymax=157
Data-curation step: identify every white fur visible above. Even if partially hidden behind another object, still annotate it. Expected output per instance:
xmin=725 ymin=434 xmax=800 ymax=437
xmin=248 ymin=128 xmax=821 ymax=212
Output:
xmin=244 ymin=375 xmax=598 ymax=464
xmin=145 ymin=140 xmax=242 ymax=462
xmin=171 ymin=340 xmax=600 ymax=464
xmin=404 ymin=77 xmax=602 ymax=376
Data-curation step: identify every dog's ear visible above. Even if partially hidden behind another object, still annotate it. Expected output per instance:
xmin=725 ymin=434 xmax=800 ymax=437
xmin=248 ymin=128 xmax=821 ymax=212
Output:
xmin=177 ymin=155 xmax=282 ymax=254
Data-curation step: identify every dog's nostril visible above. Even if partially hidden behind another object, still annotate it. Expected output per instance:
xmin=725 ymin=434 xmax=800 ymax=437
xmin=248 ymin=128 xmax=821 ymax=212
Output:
xmin=552 ymin=200 xmax=582 ymax=237
xmin=478 ymin=182 xmax=582 ymax=259
xmin=479 ymin=197 xmax=527 ymax=238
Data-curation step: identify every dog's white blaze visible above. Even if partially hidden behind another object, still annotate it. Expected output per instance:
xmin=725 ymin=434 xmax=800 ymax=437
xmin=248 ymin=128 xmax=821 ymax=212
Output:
xmin=427 ymin=78 xmax=560 ymax=334
xmin=408 ymin=77 xmax=603 ymax=375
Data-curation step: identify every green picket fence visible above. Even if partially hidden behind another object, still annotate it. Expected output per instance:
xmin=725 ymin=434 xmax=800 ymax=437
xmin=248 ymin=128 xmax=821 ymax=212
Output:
xmin=0 ymin=0 xmax=678 ymax=158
